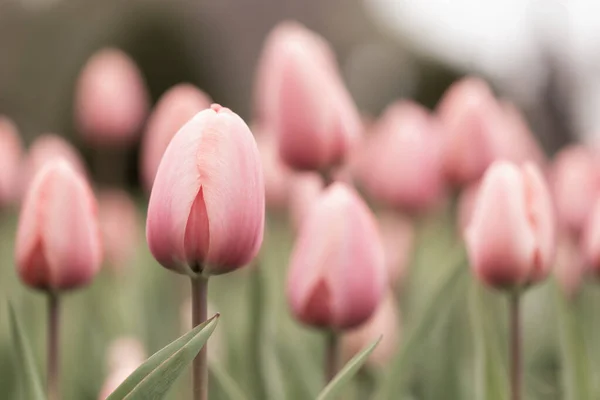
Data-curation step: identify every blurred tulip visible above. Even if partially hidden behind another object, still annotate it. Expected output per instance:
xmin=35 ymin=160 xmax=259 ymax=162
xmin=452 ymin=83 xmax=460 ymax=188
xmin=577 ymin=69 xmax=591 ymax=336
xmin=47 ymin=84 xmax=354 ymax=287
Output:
xmin=377 ymin=211 xmax=415 ymax=289
xmin=259 ymin=22 xmax=361 ymax=172
xmin=457 ymin=181 xmax=481 ymax=235
xmin=0 ymin=116 xmax=23 ymax=207
xmin=253 ymin=21 xmax=336 ymax=128
xmin=466 ymin=161 xmax=555 ymax=289
xmin=16 ymin=161 xmax=102 ymax=291
xmin=355 ymin=101 xmax=446 ymax=213
xmin=554 ymin=236 xmax=585 ymax=298
xmin=551 ymin=145 xmax=600 ymax=237
xmin=288 ymin=173 xmax=324 ymax=232
xmin=582 ymin=198 xmax=600 ymax=277
xmin=437 ymin=77 xmax=498 ymax=186
xmin=287 ymin=183 xmax=386 ymax=329
xmin=106 ymin=336 xmax=146 ymax=373
xmin=75 ymin=48 xmax=149 ymax=146
xmin=341 ymin=291 xmax=400 ymax=368
xmin=98 ymin=190 xmax=139 ymax=272
xmin=147 ymin=104 xmax=265 ymax=277
xmin=140 ymin=84 xmax=211 ymax=191
xmin=256 ymin=131 xmax=295 ymax=210
xmin=19 ymin=134 xmax=87 ymax=200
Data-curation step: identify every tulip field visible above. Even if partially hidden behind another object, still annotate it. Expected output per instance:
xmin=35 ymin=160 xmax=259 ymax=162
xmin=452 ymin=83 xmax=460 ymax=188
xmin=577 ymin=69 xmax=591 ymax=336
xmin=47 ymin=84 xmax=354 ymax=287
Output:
xmin=1 ymin=19 xmax=600 ymax=400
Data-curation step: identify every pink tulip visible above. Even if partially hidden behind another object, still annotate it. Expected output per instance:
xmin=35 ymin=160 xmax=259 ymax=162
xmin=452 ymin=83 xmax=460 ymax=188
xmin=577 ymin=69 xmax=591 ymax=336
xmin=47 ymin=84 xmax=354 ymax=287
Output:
xmin=355 ymin=101 xmax=446 ymax=213
xmin=377 ymin=211 xmax=415 ymax=289
xmin=582 ymin=198 xmax=600 ymax=277
xmin=554 ymin=236 xmax=584 ymax=298
xmin=288 ymin=173 xmax=325 ymax=232
xmin=341 ymin=291 xmax=400 ymax=368
xmin=437 ymin=77 xmax=499 ymax=186
xmin=146 ymin=104 xmax=265 ymax=276
xmin=457 ymin=181 xmax=481 ymax=235
xmin=18 ymin=134 xmax=87 ymax=200
xmin=253 ymin=21 xmax=336 ymax=128
xmin=98 ymin=190 xmax=140 ymax=272
xmin=551 ymin=145 xmax=600 ymax=237
xmin=256 ymin=131 xmax=295 ymax=210
xmin=261 ymin=23 xmax=361 ymax=171
xmin=75 ymin=48 xmax=149 ymax=146
xmin=140 ymin=84 xmax=211 ymax=191
xmin=15 ymin=161 xmax=102 ymax=291
xmin=287 ymin=183 xmax=386 ymax=329
xmin=466 ymin=161 xmax=555 ymax=289
xmin=0 ymin=116 xmax=23 ymax=207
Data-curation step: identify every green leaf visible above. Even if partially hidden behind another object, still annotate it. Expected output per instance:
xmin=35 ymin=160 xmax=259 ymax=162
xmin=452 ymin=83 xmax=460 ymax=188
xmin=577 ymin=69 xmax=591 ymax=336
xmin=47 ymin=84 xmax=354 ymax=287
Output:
xmin=376 ymin=249 xmax=467 ymax=400
xmin=316 ymin=336 xmax=381 ymax=400
xmin=107 ymin=314 xmax=219 ymax=400
xmin=468 ymin=282 xmax=508 ymax=400
xmin=8 ymin=302 xmax=46 ymax=400
xmin=555 ymin=284 xmax=592 ymax=400
xmin=209 ymin=362 xmax=248 ymax=400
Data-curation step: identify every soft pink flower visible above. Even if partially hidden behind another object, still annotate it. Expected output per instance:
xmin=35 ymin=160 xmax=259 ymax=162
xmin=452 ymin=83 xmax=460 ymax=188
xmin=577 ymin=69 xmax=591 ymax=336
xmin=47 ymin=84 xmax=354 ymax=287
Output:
xmin=0 ymin=116 xmax=23 ymax=207
xmin=256 ymin=131 xmax=295 ymax=211
xmin=554 ymin=236 xmax=585 ymax=298
xmin=457 ymin=181 xmax=481 ymax=235
xmin=341 ymin=291 xmax=400 ymax=368
xmin=140 ymin=84 xmax=211 ymax=191
xmin=466 ymin=161 xmax=555 ymax=289
xmin=261 ymin=23 xmax=361 ymax=171
xmin=98 ymin=190 xmax=140 ymax=272
xmin=377 ymin=211 xmax=415 ymax=289
xmin=551 ymin=145 xmax=600 ymax=238
xmin=15 ymin=161 xmax=102 ymax=291
xmin=582 ymin=198 xmax=600 ymax=277
xmin=287 ymin=183 xmax=386 ymax=330
xmin=18 ymin=134 xmax=87 ymax=200
xmin=355 ymin=101 xmax=446 ymax=213
xmin=75 ymin=48 xmax=149 ymax=146
xmin=288 ymin=173 xmax=324 ymax=232
xmin=146 ymin=104 xmax=265 ymax=276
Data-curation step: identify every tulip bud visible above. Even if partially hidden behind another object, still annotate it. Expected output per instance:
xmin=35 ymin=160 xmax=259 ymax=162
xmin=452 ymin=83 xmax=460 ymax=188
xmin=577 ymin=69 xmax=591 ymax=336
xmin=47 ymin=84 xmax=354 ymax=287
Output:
xmin=15 ymin=161 xmax=102 ymax=291
xmin=260 ymin=23 xmax=361 ymax=171
xmin=256 ymin=131 xmax=295 ymax=211
xmin=287 ymin=183 xmax=386 ymax=330
xmin=377 ymin=212 xmax=415 ymax=289
xmin=341 ymin=291 xmax=400 ymax=368
xmin=457 ymin=181 xmax=481 ymax=235
xmin=551 ymin=145 xmax=600 ymax=237
xmin=355 ymin=101 xmax=446 ymax=213
xmin=582 ymin=198 xmax=600 ymax=277
xmin=0 ymin=116 xmax=23 ymax=208
xmin=140 ymin=84 xmax=211 ymax=191
xmin=18 ymin=134 xmax=87 ymax=200
xmin=146 ymin=104 xmax=265 ymax=277
xmin=288 ymin=173 xmax=325 ymax=232
xmin=555 ymin=236 xmax=584 ymax=298
xmin=466 ymin=161 xmax=555 ymax=289
xmin=75 ymin=48 xmax=149 ymax=146
xmin=437 ymin=78 xmax=498 ymax=186
xmin=98 ymin=190 xmax=139 ymax=272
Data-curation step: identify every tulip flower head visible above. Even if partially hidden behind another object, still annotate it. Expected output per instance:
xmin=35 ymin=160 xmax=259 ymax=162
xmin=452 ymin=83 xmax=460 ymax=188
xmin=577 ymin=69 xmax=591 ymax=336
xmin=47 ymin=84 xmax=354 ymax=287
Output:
xmin=0 ymin=116 xmax=23 ymax=207
xmin=555 ymin=236 xmax=584 ymax=298
xmin=75 ymin=48 xmax=149 ymax=146
xmin=377 ymin=211 xmax=415 ymax=289
xmin=15 ymin=161 xmax=102 ymax=291
xmin=287 ymin=183 xmax=386 ymax=330
xmin=141 ymin=84 xmax=211 ymax=191
xmin=256 ymin=131 xmax=295 ymax=210
xmin=466 ymin=161 xmax=555 ymax=289
xmin=146 ymin=104 xmax=265 ymax=277
xmin=582 ymin=198 xmax=600 ymax=277
xmin=355 ymin=101 xmax=446 ymax=213
xmin=288 ymin=173 xmax=325 ymax=232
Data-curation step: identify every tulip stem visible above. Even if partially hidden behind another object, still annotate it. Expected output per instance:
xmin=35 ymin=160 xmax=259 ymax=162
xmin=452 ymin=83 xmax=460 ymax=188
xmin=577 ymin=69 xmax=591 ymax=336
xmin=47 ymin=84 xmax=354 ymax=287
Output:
xmin=509 ymin=292 xmax=521 ymax=400
xmin=325 ymin=331 xmax=339 ymax=383
xmin=191 ymin=277 xmax=209 ymax=400
xmin=47 ymin=293 xmax=60 ymax=400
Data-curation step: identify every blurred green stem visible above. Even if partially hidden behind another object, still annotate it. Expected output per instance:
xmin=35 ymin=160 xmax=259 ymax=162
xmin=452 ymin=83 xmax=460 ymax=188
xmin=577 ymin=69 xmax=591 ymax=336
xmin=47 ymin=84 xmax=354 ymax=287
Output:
xmin=191 ymin=277 xmax=209 ymax=400
xmin=325 ymin=331 xmax=339 ymax=383
xmin=47 ymin=293 xmax=60 ymax=400
xmin=509 ymin=293 xmax=521 ymax=400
